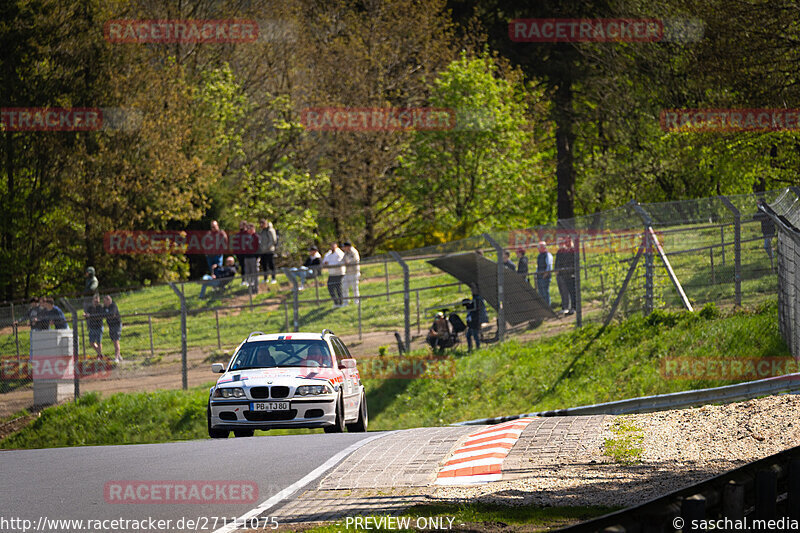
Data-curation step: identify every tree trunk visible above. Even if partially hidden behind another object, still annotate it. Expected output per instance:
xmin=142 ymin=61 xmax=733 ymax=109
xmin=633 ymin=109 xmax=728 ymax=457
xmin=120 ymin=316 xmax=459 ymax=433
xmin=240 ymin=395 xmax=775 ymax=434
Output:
xmin=554 ymin=80 xmax=575 ymax=221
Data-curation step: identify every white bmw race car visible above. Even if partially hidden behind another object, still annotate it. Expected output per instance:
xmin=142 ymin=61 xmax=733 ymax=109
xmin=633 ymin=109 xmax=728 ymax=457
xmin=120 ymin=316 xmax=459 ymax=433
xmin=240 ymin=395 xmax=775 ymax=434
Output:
xmin=207 ymin=329 xmax=368 ymax=438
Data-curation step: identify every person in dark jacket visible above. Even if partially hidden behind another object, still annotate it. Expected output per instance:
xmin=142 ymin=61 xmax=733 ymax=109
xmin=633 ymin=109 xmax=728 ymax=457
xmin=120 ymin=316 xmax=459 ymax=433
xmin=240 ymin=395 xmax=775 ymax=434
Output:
xmin=516 ymin=248 xmax=529 ymax=281
xmin=84 ymin=294 xmax=105 ymax=358
xmin=503 ymin=250 xmax=516 ymax=271
xmin=199 ymin=256 xmax=237 ymax=299
xmin=462 ymin=294 xmax=487 ymax=352
xmin=103 ymin=295 xmax=123 ymax=362
xmin=40 ymin=297 xmax=68 ymax=329
xmin=289 ymin=245 xmax=322 ymax=290
xmin=555 ymin=236 xmax=576 ymax=315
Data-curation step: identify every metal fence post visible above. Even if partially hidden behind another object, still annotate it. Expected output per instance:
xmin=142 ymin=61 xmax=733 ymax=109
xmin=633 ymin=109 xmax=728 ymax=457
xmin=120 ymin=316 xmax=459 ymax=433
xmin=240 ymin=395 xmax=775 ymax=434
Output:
xmin=148 ymin=315 xmax=155 ymax=357
xmin=384 ymin=256 xmax=390 ymax=302
xmin=389 ymin=252 xmax=410 ymax=352
xmin=214 ymin=310 xmax=221 ymax=349
xmin=60 ymin=298 xmax=80 ymax=400
xmin=14 ymin=322 xmax=20 ymax=361
xmin=719 ymin=195 xmax=742 ymax=306
xmin=169 ymin=283 xmax=188 ymax=390
xmin=631 ymin=201 xmax=655 ymax=315
xmin=483 ymin=233 xmax=505 ymax=342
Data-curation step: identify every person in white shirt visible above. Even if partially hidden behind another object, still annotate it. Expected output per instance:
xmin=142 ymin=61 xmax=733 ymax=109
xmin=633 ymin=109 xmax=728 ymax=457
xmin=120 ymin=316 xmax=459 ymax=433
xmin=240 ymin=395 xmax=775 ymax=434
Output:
xmin=341 ymin=241 xmax=361 ymax=306
xmin=322 ymin=242 xmax=345 ymax=307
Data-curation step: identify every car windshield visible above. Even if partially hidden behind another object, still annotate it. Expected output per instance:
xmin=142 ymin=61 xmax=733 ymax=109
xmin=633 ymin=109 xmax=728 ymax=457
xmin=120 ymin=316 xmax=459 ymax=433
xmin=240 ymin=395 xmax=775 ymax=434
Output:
xmin=228 ymin=339 xmax=333 ymax=370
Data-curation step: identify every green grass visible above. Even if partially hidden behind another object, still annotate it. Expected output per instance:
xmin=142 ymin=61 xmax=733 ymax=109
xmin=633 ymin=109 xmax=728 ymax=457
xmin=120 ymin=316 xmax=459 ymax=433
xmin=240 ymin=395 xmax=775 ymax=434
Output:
xmin=2 ymin=300 xmax=788 ymax=449
xmin=303 ymin=503 xmax=618 ymax=532
xmin=364 ymin=301 xmax=788 ymax=429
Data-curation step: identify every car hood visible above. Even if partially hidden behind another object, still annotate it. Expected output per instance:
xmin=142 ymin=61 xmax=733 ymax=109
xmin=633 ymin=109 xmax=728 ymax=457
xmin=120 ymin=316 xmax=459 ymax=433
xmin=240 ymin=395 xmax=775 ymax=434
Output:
xmin=216 ymin=367 xmax=342 ymax=387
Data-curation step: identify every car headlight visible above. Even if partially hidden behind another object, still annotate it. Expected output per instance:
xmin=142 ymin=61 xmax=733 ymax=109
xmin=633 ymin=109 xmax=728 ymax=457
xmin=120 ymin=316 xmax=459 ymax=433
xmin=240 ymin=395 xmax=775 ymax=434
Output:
xmin=295 ymin=385 xmax=330 ymax=396
xmin=213 ymin=387 xmax=245 ymax=398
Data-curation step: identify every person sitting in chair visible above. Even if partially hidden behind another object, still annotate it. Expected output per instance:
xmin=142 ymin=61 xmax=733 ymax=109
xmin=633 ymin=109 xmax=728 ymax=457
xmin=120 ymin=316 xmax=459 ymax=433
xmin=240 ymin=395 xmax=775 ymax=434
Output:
xmin=199 ymin=256 xmax=237 ymax=299
xmin=426 ymin=312 xmax=452 ymax=354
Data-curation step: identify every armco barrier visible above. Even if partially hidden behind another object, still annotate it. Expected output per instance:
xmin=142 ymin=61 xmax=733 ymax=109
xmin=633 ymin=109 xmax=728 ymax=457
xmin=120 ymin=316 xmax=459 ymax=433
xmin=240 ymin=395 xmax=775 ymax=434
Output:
xmin=452 ymin=371 xmax=800 ymax=425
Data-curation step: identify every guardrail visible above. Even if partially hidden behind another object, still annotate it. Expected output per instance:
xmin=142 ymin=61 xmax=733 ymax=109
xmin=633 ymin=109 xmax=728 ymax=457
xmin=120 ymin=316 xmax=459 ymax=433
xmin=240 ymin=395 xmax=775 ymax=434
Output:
xmin=557 ymin=444 xmax=800 ymax=532
xmin=452 ymin=372 xmax=800 ymax=425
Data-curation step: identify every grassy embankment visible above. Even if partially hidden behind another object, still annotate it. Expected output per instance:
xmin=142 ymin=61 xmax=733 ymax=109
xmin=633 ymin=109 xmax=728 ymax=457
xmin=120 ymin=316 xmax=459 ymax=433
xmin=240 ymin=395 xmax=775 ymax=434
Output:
xmin=1 ymin=300 xmax=787 ymax=449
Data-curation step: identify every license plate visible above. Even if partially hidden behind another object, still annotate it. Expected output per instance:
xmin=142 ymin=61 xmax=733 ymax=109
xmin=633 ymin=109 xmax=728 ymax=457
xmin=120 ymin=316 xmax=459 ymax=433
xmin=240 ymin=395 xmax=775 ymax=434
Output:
xmin=250 ymin=402 xmax=289 ymax=411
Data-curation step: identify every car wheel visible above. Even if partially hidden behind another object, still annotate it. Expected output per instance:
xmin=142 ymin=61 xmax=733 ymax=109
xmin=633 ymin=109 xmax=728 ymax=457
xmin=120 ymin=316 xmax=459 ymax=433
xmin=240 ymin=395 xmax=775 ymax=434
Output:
xmin=233 ymin=429 xmax=255 ymax=438
xmin=347 ymin=391 xmax=368 ymax=432
xmin=207 ymin=406 xmax=229 ymax=439
xmin=323 ymin=393 xmax=346 ymax=433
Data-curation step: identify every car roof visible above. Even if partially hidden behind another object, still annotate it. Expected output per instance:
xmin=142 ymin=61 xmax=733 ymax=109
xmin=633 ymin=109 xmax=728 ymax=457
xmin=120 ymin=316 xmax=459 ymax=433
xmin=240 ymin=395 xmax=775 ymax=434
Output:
xmin=243 ymin=332 xmax=332 ymax=343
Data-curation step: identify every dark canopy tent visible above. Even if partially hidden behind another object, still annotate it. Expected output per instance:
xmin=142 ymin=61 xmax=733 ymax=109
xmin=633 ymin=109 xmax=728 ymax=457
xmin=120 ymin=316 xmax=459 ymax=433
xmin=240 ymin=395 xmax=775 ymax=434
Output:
xmin=428 ymin=252 xmax=557 ymax=326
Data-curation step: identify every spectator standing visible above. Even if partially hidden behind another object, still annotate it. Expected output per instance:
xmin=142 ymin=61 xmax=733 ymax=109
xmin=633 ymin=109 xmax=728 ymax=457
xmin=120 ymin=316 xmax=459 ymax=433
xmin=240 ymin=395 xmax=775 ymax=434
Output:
xmin=199 ymin=256 xmax=237 ymax=299
xmin=503 ymin=250 xmax=516 ymax=271
xmin=41 ymin=297 xmax=67 ymax=329
xmin=322 ymin=242 xmax=345 ymax=307
xmin=84 ymin=294 xmax=105 ymax=358
xmin=28 ymin=297 xmax=47 ymax=331
xmin=516 ymin=248 xmax=529 ymax=281
xmin=205 ymin=220 xmax=227 ymax=274
xmin=535 ymin=241 xmax=553 ymax=306
xmin=244 ymin=222 xmax=261 ymax=291
xmin=462 ymin=294 xmax=487 ymax=352
xmin=84 ymin=266 xmax=99 ymax=297
xmin=103 ymin=295 xmax=122 ymax=362
xmin=555 ymin=237 xmax=576 ymax=315
xmin=341 ymin=241 xmax=361 ymax=306
xmin=289 ymin=245 xmax=322 ymax=290
xmin=258 ymin=219 xmax=278 ymax=284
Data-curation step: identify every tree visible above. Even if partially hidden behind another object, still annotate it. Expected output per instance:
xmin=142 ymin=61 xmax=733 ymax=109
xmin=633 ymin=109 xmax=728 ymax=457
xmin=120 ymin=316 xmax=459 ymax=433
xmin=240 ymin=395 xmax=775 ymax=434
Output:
xmin=398 ymin=52 xmax=553 ymax=242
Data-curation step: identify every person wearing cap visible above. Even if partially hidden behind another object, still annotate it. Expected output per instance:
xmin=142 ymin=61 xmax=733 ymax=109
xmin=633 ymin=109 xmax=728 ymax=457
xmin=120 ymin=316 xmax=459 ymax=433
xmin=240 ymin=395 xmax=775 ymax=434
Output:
xmin=341 ymin=241 xmax=360 ymax=306
xmin=322 ymin=242 xmax=345 ymax=307
xmin=535 ymin=241 xmax=553 ymax=306
xmin=462 ymin=296 xmax=486 ymax=352
xmin=289 ymin=245 xmax=322 ymax=290
xmin=84 ymin=266 xmax=99 ymax=299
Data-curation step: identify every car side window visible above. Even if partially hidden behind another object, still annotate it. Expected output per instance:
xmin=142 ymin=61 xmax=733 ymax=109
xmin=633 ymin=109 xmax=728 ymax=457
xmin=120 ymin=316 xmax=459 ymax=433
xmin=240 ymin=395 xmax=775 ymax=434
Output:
xmin=329 ymin=338 xmax=346 ymax=363
xmin=332 ymin=337 xmax=353 ymax=360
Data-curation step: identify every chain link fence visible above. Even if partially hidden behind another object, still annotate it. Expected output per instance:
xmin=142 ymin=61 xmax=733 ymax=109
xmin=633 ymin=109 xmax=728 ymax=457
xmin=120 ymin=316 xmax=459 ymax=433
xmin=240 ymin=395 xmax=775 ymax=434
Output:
xmin=0 ymin=190 xmax=784 ymax=416
xmin=763 ymin=188 xmax=800 ymax=360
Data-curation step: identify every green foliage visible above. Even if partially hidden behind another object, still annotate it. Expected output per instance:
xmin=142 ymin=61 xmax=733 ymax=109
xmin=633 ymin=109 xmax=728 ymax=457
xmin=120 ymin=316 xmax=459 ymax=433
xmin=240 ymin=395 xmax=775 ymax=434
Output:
xmin=604 ymin=418 xmax=644 ymax=464
xmin=398 ymin=51 xmax=553 ymax=242
xmin=1 ymin=389 xmax=210 ymax=449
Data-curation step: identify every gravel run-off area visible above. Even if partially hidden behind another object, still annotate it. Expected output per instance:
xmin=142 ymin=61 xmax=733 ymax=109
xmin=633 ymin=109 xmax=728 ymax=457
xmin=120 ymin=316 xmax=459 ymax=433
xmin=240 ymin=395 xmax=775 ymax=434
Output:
xmin=432 ymin=393 xmax=800 ymax=508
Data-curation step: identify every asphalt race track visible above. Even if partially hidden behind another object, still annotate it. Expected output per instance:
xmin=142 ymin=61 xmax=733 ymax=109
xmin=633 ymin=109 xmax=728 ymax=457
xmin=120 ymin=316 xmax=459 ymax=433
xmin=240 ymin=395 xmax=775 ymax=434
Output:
xmin=0 ymin=433 xmax=384 ymax=532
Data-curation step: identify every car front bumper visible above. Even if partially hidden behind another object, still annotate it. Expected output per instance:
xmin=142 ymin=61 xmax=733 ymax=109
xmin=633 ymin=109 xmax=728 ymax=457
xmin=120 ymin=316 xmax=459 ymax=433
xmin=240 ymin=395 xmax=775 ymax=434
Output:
xmin=209 ymin=396 xmax=337 ymax=430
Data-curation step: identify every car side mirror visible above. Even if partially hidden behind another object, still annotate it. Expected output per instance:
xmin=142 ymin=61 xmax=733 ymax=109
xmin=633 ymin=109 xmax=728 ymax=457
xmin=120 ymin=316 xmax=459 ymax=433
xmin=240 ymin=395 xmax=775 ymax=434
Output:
xmin=211 ymin=363 xmax=225 ymax=373
xmin=338 ymin=358 xmax=356 ymax=369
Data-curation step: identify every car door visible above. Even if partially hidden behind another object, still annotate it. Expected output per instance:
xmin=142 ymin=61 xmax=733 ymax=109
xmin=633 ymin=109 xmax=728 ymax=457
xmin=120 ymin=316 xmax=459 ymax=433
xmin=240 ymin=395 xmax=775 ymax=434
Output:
xmin=331 ymin=337 xmax=359 ymax=419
